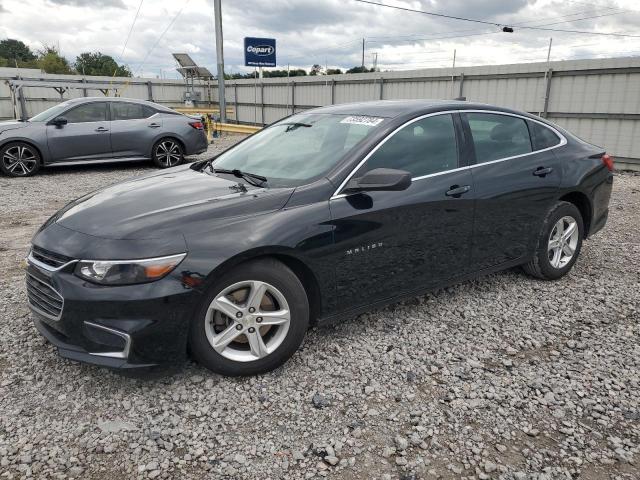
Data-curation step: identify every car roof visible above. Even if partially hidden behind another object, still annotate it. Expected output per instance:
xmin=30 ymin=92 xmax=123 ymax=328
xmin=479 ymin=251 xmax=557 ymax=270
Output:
xmin=308 ymin=99 xmax=535 ymax=120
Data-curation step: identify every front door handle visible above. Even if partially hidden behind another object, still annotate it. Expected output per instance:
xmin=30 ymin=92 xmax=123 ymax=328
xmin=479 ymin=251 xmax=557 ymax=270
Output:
xmin=95 ymin=127 xmax=109 ymax=132
xmin=445 ymin=185 xmax=471 ymax=197
xmin=148 ymin=123 xmax=161 ymax=128
xmin=533 ymin=166 xmax=553 ymax=177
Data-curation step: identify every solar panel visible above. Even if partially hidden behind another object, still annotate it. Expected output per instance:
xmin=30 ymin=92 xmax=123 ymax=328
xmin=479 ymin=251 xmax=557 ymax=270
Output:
xmin=172 ymin=53 xmax=197 ymax=68
xmin=196 ymin=67 xmax=214 ymax=78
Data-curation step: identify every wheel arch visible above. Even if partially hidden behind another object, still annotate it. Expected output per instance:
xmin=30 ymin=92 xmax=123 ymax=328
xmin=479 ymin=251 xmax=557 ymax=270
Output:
xmin=558 ymin=191 xmax=592 ymax=238
xmin=151 ymin=135 xmax=186 ymax=158
xmin=202 ymin=247 xmax=323 ymax=325
xmin=0 ymin=138 xmax=46 ymax=165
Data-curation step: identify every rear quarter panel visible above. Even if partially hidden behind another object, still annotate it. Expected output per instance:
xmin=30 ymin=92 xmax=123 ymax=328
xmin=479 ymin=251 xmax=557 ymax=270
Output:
xmin=158 ymin=114 xmax=207 ymax=155
xmin=556 ymin=141 xmax=613 ymax=236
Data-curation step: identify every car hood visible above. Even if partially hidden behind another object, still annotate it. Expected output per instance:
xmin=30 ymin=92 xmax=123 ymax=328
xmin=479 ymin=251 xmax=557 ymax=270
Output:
xmin=51 ymin=165 xmax=294 ymax=240
xmin=0 ymin=120 xmax=29 ymax=133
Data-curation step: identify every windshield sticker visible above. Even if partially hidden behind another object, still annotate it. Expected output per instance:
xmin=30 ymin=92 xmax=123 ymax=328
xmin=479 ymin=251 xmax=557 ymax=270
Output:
xmin=340 ymin=116 xmax=385 ymax=126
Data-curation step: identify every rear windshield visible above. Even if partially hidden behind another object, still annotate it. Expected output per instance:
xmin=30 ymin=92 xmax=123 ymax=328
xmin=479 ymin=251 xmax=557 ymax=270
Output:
xmin=211 ymin=113 xmax=387 ymax=187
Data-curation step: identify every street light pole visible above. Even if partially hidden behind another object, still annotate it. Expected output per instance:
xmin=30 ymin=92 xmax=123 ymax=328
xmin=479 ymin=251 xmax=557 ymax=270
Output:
xmin=214 ymin=0 xmax=227 ymax=123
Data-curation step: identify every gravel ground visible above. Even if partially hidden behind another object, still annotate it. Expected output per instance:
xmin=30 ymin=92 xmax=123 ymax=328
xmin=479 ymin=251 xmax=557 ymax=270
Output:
xmin=0 ymin=136 xmax=638 ymax=480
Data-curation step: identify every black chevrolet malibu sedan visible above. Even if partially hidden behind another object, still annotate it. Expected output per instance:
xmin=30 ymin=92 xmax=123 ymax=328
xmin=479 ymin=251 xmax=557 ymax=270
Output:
xmin=26 ymin=100 xmax=614 ymax=376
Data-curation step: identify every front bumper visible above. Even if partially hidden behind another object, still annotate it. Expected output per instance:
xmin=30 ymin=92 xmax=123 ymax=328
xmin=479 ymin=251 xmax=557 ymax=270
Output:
xmin=26 ymin=257 xmax=202 ymax=369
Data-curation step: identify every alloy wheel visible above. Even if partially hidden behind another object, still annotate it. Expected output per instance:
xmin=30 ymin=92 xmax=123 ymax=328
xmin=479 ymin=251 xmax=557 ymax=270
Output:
xmin=547 ymin=215 xmax=579 ymax=269
xmin=155 ymin=141 xmax=181 ymax=167
xmin=2 ymin=145 xmax=38 ymax=176
xmin=204 ymin=280 xmax=291 ymax=362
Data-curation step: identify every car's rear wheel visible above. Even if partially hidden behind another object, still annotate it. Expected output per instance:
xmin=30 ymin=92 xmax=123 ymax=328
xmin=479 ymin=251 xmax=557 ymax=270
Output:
xmin=523 ymin=201 xmax=584 ymax=280
xmin=152 ymin=138 xmax=183 ymax=168
xmin=0 ymin=142 xmax=41 ymax=177
xmin=189 ymin=258 xmax=309 ymax=376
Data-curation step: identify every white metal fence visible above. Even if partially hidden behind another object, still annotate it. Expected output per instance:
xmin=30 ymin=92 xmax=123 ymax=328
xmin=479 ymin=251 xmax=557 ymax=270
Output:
xmin=2 ymin=56 xmax=639 ymax=169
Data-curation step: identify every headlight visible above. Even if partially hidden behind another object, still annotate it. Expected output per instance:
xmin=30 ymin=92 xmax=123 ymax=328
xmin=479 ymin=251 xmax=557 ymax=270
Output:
xmin=74 ymin=253 xmax=186 ymax=285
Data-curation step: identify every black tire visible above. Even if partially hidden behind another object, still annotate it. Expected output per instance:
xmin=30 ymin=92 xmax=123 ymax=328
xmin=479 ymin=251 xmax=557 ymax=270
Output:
xmin=0 ymin=142 xmax=41 ymax=177
xmin=523 ymin=201 xmax=584 ymax=280
xmin=152 ymin=138 xmax=184 ymax=168
xmin=189 ymin=258 xmax=309 ymax=376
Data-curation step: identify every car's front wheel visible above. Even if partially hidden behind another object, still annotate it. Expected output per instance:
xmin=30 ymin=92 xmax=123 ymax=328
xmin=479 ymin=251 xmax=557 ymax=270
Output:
xmin=152 ymin=138 xmax=184 ymax=168
xmin=189 ymin=258 xmax=309 ymax=376
xmin=0 ymin=142 xmax=41 ymax=177
xmin=523 ymin=201 xmax=584 ymax=280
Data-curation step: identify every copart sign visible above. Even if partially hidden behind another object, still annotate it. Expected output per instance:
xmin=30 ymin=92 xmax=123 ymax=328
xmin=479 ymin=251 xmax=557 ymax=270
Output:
xmin=244 ymin=37 xmax=276 ymax=67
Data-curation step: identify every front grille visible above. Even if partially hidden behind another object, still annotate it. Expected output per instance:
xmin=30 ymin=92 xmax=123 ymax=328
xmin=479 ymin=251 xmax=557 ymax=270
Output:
xmin=26 ymin=273 xmax=64 ymax=320
xmin=31 ymin=246 xmax=73 ymax=269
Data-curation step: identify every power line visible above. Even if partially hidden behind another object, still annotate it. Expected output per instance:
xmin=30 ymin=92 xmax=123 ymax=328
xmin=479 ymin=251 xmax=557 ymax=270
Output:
xmin=132 ymin=0 xmax=192 ymax=75
xmin=516 ymin=23 xmax=640 ymax=38
xmin=365 ymin=5 xmax=625 ymax=41
xmin=353 ymin=0 xmax=640 ymax=38
xmin=118 ymin=0 xmax=144 ymax=62
xmin=366 ymin=10 xmax=626 ymax=46
xmin=353 ymin=0 xmax=502 ymax=27
xmin=283 ymin=8 xmax=621 ymax=66
xmin=561 ymin=0 xmax=639 ymax=14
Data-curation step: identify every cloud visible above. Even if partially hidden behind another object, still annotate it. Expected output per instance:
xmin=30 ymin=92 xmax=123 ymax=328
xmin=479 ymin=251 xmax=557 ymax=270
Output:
xmin=47 ymin=0 xmax=125 ymax=8
xmin=1 ymin=0 xmax=639 ymax=78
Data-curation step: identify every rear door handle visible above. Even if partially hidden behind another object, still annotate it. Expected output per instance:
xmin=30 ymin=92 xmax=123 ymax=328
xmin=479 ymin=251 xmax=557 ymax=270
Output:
xmin=533 ymin=166 xmax=553 ymax=177
xmin=95 ymin=127 xmax=109 ymax=132
xmin=445 ymin=185 xmax=471 ymax=197
xmin=148 ymin=123 xmax=161 ymax=128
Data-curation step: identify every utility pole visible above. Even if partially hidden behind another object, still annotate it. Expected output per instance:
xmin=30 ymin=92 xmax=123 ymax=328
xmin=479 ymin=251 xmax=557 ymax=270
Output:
xmin=361 ymin=38 xmax=365 ymax=68
xmin=539 ymin=38 xmax=553 ymax=116
xmin=450 ymin=49 xmax=456 ymax=98
xmin=213 ymin=0 xmax=227 ymax=123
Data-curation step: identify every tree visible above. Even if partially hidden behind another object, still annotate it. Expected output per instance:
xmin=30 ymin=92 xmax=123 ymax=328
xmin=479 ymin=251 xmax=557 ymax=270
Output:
xmin=37 ymin=46 xmax=73 ymax=74
xmin=345 ymin=66 xmax=375 ymax=74
xmin=75 ymin=52 xmax=132 ymax=77
xmin=227 ymin=69 xmax=307 ymax=79
xmin=0 ymin=38 xmax=36 ymax=62
xmin=309 ymin=64 xmax=324 ymax=76
xmin=326 ymin=68 xmax=343 ymax=75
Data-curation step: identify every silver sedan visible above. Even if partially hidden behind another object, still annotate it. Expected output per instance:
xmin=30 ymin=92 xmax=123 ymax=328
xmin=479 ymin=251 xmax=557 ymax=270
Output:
xmin=0 ymin=97 xmax=208 ymax=176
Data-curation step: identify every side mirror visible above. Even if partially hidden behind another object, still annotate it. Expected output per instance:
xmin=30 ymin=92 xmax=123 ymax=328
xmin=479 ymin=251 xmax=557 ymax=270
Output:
xmin=344 ymin=168 xmax=412 ymax=193
xmin=49 ymin=116 xmax=68 ymax=127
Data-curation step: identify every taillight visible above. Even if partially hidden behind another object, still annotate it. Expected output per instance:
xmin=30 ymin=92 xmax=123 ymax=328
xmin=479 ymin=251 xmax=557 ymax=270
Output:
xmin=189 ymin=121 xmax=204 ymax=130
xmin=602 ymin=153 xmax=614 ymax=171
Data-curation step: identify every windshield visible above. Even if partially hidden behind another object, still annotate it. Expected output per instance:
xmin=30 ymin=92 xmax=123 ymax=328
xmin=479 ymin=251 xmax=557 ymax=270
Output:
xmin=211 ymin=113 xmax=386 ymax=187
xmin=29 ymin=101 xmax=73 ymax=122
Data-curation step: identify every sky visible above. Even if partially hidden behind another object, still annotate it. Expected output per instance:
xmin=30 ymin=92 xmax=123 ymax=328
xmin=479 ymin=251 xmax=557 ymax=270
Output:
xmin=0 ymin=0 xmax=639 ymax=79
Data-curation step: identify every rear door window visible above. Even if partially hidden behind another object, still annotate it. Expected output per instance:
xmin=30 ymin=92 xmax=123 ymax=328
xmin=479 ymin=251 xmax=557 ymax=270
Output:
xmin=64 ymin=102 xmax=108 ymax=123
xmin=465 ymin=113 xmax=532 ymax=164
xmin=111 ymin=102 xmax=155 ymax=121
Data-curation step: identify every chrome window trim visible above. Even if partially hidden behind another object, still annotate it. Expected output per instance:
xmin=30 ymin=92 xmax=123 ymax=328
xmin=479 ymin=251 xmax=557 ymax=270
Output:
xmin=27 ymin=250 xmax=77 ymax=272
xmin=26 ymin=272 xmax=64 ymax=321
xmin=330 ymin=109 xmax=567 ymax=200
xmin=463 ymin=110 xmax=567 ymax=167
xmin=84 ymin=321 xmax=132 ymax=359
